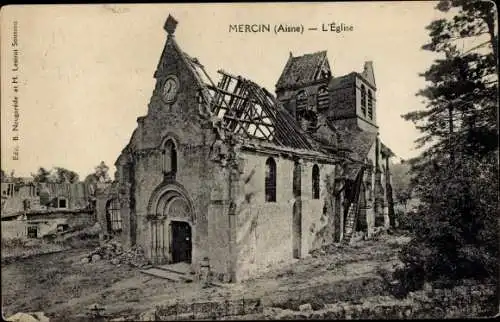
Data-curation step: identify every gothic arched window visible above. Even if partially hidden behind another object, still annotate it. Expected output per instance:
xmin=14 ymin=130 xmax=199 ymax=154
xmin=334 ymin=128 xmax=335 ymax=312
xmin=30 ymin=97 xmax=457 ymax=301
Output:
xmin=312 ymin=164 xmax=320 ymax=199
xmin=163 ymin=139 xmax=177 ymax=176
xmin=361 ymin=84 xmax=367 ymax=116
xmin=265 ymin=157 xmax=277 ymax=202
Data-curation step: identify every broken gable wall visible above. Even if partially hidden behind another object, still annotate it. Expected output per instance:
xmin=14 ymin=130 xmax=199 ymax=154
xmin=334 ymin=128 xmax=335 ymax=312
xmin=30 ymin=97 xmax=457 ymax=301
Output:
xmin=234 ymin=150 xmax=336 ymax=281
xmin=115 ymin=36 xmax=220 ymax=270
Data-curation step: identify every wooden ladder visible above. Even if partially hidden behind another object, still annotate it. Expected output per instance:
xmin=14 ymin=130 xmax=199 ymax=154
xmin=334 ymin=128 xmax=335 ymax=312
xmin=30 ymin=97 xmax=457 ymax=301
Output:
xmin=341 ymin=167 xmax=365 ymax=246
xmin=342 ymin=202 xmax=359 ymax=245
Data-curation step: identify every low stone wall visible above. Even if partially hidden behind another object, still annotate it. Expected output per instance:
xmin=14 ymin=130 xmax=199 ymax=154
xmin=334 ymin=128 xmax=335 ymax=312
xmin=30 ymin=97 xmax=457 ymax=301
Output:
xmin=1 ymin=221 xmax=28 ymax=239
xmin=153 ymin=298 xmax=263 ymax=320
xmin=266 ymin=284 xmax=497 ymax=319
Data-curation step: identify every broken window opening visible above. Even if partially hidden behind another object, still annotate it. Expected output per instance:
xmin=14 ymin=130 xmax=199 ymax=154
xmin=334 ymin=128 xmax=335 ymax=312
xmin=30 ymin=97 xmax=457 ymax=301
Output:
xmin=361 ymin=84 xmax=367 ymax=116
xmin=296 ymin=91 xmax=307 ymax=116
xmin=27 ymin=226 xmax=38 ymax=239
xmin=312 ymin=164 xmax=320 ymax=199
xmin=367 ymin=90 xmax=373 ymax=119
xmin=297 ymin=109 xmax=318 ymax=133
xmin=106 ymin=198 xmax=122 ymax=233
xmin=265 ymin=157 xmax=277 ymax=202
xmin=58 ymin=197 xmax=67 ymax=209
xmin=317 ymin=86 xmax=329 ymax=110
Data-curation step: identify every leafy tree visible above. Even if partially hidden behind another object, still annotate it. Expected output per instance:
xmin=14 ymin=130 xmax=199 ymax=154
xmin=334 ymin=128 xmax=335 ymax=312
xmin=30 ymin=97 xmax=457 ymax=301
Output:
xmin=93 ymin=161 xmax=112 ymax=183
xmin=403 ymin=0 xmax=497 ymax=161
xmin=391 ymin=161 xmax=413 ymax=209
xmin=32 ymin=167 xmax=80 ymax=183
xmin=396 ymin=0 xmax=498 ymax=293
xmin=51 ymin=167 xmax=80 ymax=183
xmin=32 ymin=167 xmax=52 ymax=183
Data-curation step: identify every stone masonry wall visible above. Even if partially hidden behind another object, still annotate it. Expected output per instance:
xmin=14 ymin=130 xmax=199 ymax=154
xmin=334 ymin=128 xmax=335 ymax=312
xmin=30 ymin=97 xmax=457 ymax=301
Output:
xmin=152 ymin=297 xmax=263 ymax=321
xmin=267 ymin=284 xmax=497 ymax=319
xmin=235 ymin=152 xmax=338 ymax=281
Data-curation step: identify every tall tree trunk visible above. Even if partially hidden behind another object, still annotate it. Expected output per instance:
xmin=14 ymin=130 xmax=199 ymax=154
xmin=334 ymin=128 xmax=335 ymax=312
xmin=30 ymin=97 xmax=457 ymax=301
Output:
xmin=448 ymin=103 xmax=455 ymax=164
xmin=484 ymin=15 xmax=498 ymax=75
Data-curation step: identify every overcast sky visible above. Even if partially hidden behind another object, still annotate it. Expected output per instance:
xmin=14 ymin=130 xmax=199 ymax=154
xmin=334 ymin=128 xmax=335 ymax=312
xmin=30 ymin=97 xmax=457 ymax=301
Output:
xmin=1 ymin=2 xmax=446 ymax=178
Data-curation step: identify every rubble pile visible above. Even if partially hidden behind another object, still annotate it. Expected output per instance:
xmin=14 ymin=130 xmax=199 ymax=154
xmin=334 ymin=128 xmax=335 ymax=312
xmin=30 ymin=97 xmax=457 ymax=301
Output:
xmin=80 ymin=240 xmax=150 ymax=268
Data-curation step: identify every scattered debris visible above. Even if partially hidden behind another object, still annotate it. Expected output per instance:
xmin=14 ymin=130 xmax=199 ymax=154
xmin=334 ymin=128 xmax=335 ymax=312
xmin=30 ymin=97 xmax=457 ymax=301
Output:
xmin=299 ymin=303 xmax=312 ymax=312
xmin=138 ymin=309 xmax=156 ymax=321
xmin=86 ymin=303 xmax=106 ymax=319
xmin=80 ymin=239 xmax=150 ymax=267
xmin=6 ymin=312 xmax=49 ymax=322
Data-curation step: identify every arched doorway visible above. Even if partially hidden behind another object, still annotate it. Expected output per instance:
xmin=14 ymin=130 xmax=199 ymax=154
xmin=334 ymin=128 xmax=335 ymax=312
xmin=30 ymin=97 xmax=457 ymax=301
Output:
xmin=148 ymin=185 xmax=195 ymax=265
xmin=170 ymin=221 xmax=192 ymax=263
xmin=165 ymin=196 xmax=192 ymax=264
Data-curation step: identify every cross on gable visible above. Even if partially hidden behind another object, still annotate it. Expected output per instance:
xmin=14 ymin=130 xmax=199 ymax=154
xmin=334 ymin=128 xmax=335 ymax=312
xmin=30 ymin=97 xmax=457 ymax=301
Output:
xmin=164 ymin=14 xmax=178 ymax=35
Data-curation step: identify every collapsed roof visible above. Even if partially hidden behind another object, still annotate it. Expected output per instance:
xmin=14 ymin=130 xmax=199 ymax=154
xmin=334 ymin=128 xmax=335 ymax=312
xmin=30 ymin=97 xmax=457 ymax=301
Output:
xmin=161 ymin=33 xmax=387 ymax=166
xmin=184 ymin=53 xmax=318 ymax=151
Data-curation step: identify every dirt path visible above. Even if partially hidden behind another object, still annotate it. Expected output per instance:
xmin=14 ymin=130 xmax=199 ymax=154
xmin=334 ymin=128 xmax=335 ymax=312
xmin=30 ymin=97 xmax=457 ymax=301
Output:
xmin=2 ymin=233 xmax=411 ymax=320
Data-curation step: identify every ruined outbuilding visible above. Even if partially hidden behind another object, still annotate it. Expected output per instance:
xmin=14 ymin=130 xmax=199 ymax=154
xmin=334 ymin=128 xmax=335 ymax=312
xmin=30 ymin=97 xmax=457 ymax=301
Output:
xmin=96 ymin=15 xmax=395 ymax=282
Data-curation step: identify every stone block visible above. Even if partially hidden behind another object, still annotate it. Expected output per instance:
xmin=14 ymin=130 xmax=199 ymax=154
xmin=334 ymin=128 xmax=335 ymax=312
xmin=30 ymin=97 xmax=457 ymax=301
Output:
xmin=372 ymin=305 xmax=385 ymax=318
xmin=324 ymin=306 xmax=344 ymax=319
xmin=138 ymin=309 xmax=156 ymax=321
xmin=352 ymin=305 xmax=365 ymax=319
xmin=212 ymin=300 xmax=227 ymax=318
xmin=311 ymin=310 xmax=326 ymax=319
xmin=403 ymin=307 xmax=412 ymax=318
xmin=243 ymin=298 xmax=262 ymax=314
xmin=343 ymin=306 xmax=353 ymax=319
xmin=176 ymin=302 xmax=192 ymax=315
xmin=226 ymin=299 xmax=245 ymax=316
xmin=156 ymin=304 xmax=177 ymax=318
xmin=193 ymin=301 xmax=214 ymax=319
xmin=175 ymin=312 xmax=195 ymax=321
xmin=359 ymin=306 xmax=372 ymax=319
xmin=299 ymin=303 xmax=312 ymax=312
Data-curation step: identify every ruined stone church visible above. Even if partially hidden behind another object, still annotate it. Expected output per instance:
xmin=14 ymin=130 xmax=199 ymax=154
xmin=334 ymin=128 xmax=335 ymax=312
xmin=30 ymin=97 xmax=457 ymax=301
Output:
xmin=96 ymin=15 xmax=395 ymax=282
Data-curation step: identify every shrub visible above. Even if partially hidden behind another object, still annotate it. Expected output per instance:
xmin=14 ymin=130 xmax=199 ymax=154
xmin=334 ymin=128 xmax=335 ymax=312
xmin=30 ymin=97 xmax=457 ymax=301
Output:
xmin=395 ymin=155 xmax=499 ymax=295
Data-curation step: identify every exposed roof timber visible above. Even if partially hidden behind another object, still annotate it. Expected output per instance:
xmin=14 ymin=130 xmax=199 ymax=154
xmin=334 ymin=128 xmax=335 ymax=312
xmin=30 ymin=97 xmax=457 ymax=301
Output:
xmin=200 ymin=69 xmax=314 ymax=150
xmin=180 ymin=50 xmax=344 ymax=160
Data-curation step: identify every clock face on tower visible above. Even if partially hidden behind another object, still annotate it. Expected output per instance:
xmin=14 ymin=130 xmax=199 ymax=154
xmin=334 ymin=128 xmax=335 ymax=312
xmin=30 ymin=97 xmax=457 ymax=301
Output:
xmin=161 ymin=76 xmax=179 ymax=103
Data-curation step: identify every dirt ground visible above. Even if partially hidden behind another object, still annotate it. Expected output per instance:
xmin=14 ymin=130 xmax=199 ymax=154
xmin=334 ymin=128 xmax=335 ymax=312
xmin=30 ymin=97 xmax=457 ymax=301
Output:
xmin=1 ymin=233 xmax=411 ymax=321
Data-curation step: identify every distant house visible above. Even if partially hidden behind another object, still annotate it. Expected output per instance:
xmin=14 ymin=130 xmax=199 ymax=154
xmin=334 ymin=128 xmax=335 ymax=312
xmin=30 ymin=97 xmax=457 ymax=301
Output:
xmin=1 ymin=180 xmax=97 ymax=239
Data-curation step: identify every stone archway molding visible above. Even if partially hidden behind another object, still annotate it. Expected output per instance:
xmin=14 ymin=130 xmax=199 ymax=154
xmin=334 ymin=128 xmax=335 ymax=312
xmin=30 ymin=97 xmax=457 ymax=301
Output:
xmin=147 ymin=182 xmax=197 ymax=224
